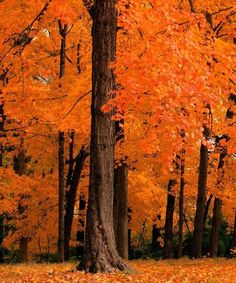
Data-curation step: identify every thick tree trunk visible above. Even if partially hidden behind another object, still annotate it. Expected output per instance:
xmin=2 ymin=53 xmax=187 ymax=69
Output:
xmin=192 ymin=142 xmax=208 ymax=258
xmin=58 ymin=131 xmax=65 ymax=262
xmin=209 ymin=197 xmax=222 ymax=258
xmin=78 ymin=0 xmax=130 ymax=273
xmin=64 ymin=146 xmax=88 ymax=260
xmin=163 ymin=179 xmax=176 ymax=259
xmin=113 ymin=163 xmax=128 ymax=259
xmin=178 ymin=148 xmax=185 ymax=258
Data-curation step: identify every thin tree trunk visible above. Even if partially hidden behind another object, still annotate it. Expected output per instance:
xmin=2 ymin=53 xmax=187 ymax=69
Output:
xmin=57 ymin=20 xmax=67 ymax=262
xmin=203 ymin=194 xmax=213 ymax=229
xmin=128 ymin=207 xmax=132 ymax=256
xmin=14 ymin=141 xmax=28 ymax=262
xmin=77 ymin=0 xmax=130 ymax=273
xmin=113 ymin=119 xmax=128 ymax=259
xmin=58 ymin=131 xmax=65 ymax=262
xmin=192 ymin=142 xmax=208 ymax=258
xmin=64 ymin=146 xmax=88 ymax=260
xmin=0 ymin=103 xmax=4 ymax=263
xmin=76 ymin=194 xmax=86 ymax=258
xmin=113 ymin=163 xmax=128 ymax=259
xmin=231 ymin=209 xmax=236 ymax=250
xmin=163 ymin=179 xmax=177 ymax=259
xmin=178 ymin=146 xmax=185 ymax=258
xmin=209 ymin=197 xmax=222 ymax=258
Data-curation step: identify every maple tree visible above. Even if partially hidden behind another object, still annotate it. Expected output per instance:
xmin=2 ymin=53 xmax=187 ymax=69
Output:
xmin=0 ymin=0 xmax=235 ymax=277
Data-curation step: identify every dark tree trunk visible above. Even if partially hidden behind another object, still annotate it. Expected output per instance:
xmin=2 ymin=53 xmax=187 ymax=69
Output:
xmin=0 ymin=103 xmax=4 ymax=263
xmin=192 ymin=142 xmax=208 ymax=258
xmin=152 ymin=214 xmax=161 ymax=253
xmin=232 ymin=210 xmax=236 ymax=250
xmin=76 ymin=194 xmax=86 ymax=258
xmin=14 ymin=142 xmax=29 ymax=262
xmin=113 ymin=118 xmax=128 ymax=259
xmin=209 ymin=197 xmax=222 ymax=258
xmin=78 ymin=0 xmax=130 ymax=273
xmin=113 ymin=163 xmax=128 ymax=259
xmin=128 ymin=207 xmax=132 ymax=256
xmin=178 ymin=147 xmax=185 ymax=258
xmin=163 ymin=179 xmax=177 ymax=259
xmin=203 ymin=194 xmax=213 ymax=229
xmin=64 ymin=145 xmax=88 ymax=260
xmin=19 ymin=237 xmax=28 ymax=262
xmin=58 ymin=131 xmax=65 ymax=262
xmin=57 ymin=20 xmax=68 ymax=262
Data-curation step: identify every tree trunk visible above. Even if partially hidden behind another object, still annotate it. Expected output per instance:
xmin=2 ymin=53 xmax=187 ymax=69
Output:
xmin=76 ymin=194 xmax=86 ymax=258
xmin=14 ymin=141 xmax=29 ymax=262
xmin=192 ymin=142 xmax=208 ymax=258
xmin=19 ymin=237 xmax=28 ymax=262
xmin=203 ymin=194 xmax=213 ymax=229
xmin=77 ymin=0 xmax=130 ymax=273
xmin=64 ymin=146 xmax=88 ymax=260
xmin=209 ymin=197 xmax=222 ymax=258
xmin=231 ymin=209 xmax=236 ymax=250
xmin=57 ymin=20 xmax=68 ymax=262
xmin=0 ymin=103 xmax=4 ymax=263
xmin=113 ymin=163 xmax=128 ymax=259
xmin=58 ymin=131 xmax=65 ymax=262
xmin=178 ymin=148 xmax=185 ymax=258
xmin=128 ymin=207 xmax=132 ymax=256
xmin=163 ymin=179 xmax=176 ymax=259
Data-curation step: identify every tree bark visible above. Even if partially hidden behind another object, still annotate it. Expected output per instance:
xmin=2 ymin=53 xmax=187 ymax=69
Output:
xmin=163 ymin=179 xmax=177 ymax=259
xmin=113 ymin=163 xmax=128 ymax=259
xmin=192 ymin=142 xmax=208 ymax=258
xmin=77 ymin=0 xmax=130 ymax=273
xmin=58 ymin=131 xmax=65 ymax=262
xmin=209 ymin=197 xmax=222 ymax=258
xmin=64 ymin=145 xmax=88 ymax=260
xmin=178 ymin=148 xmax=185 ymax=258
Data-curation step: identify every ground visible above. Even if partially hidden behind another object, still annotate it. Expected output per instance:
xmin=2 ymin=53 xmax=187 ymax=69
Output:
xmin=0 ymin=259 xmax=235 ymax=282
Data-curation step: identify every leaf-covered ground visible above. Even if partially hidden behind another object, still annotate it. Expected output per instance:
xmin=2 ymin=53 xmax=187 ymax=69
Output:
xmin=0 ymin=259 xmax=235 ymax=282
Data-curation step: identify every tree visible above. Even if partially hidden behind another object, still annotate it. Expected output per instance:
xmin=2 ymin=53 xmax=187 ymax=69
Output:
xmin=78 ymin=0 xmax=130 ymax=272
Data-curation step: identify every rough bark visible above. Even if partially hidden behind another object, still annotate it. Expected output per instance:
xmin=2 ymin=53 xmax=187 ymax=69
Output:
xmin=58 ymin=131 xmax=65 ymax=262
xmin=209 ymin=197 xmax=222 ymax=258
xmin=192 ymin=142 xmax=208 ymax=258
xmin=163 ymin=179 xmax=177 ymax=259
xmin=178 ymin=148 xmax=185 ymax=258
xmin=113 ymin=163 xmax=128 ymax=259
xmin=64 ymin=146 xmax=88 ymax=260
xmin=77 ymin=0 xmax=130 ymax=273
